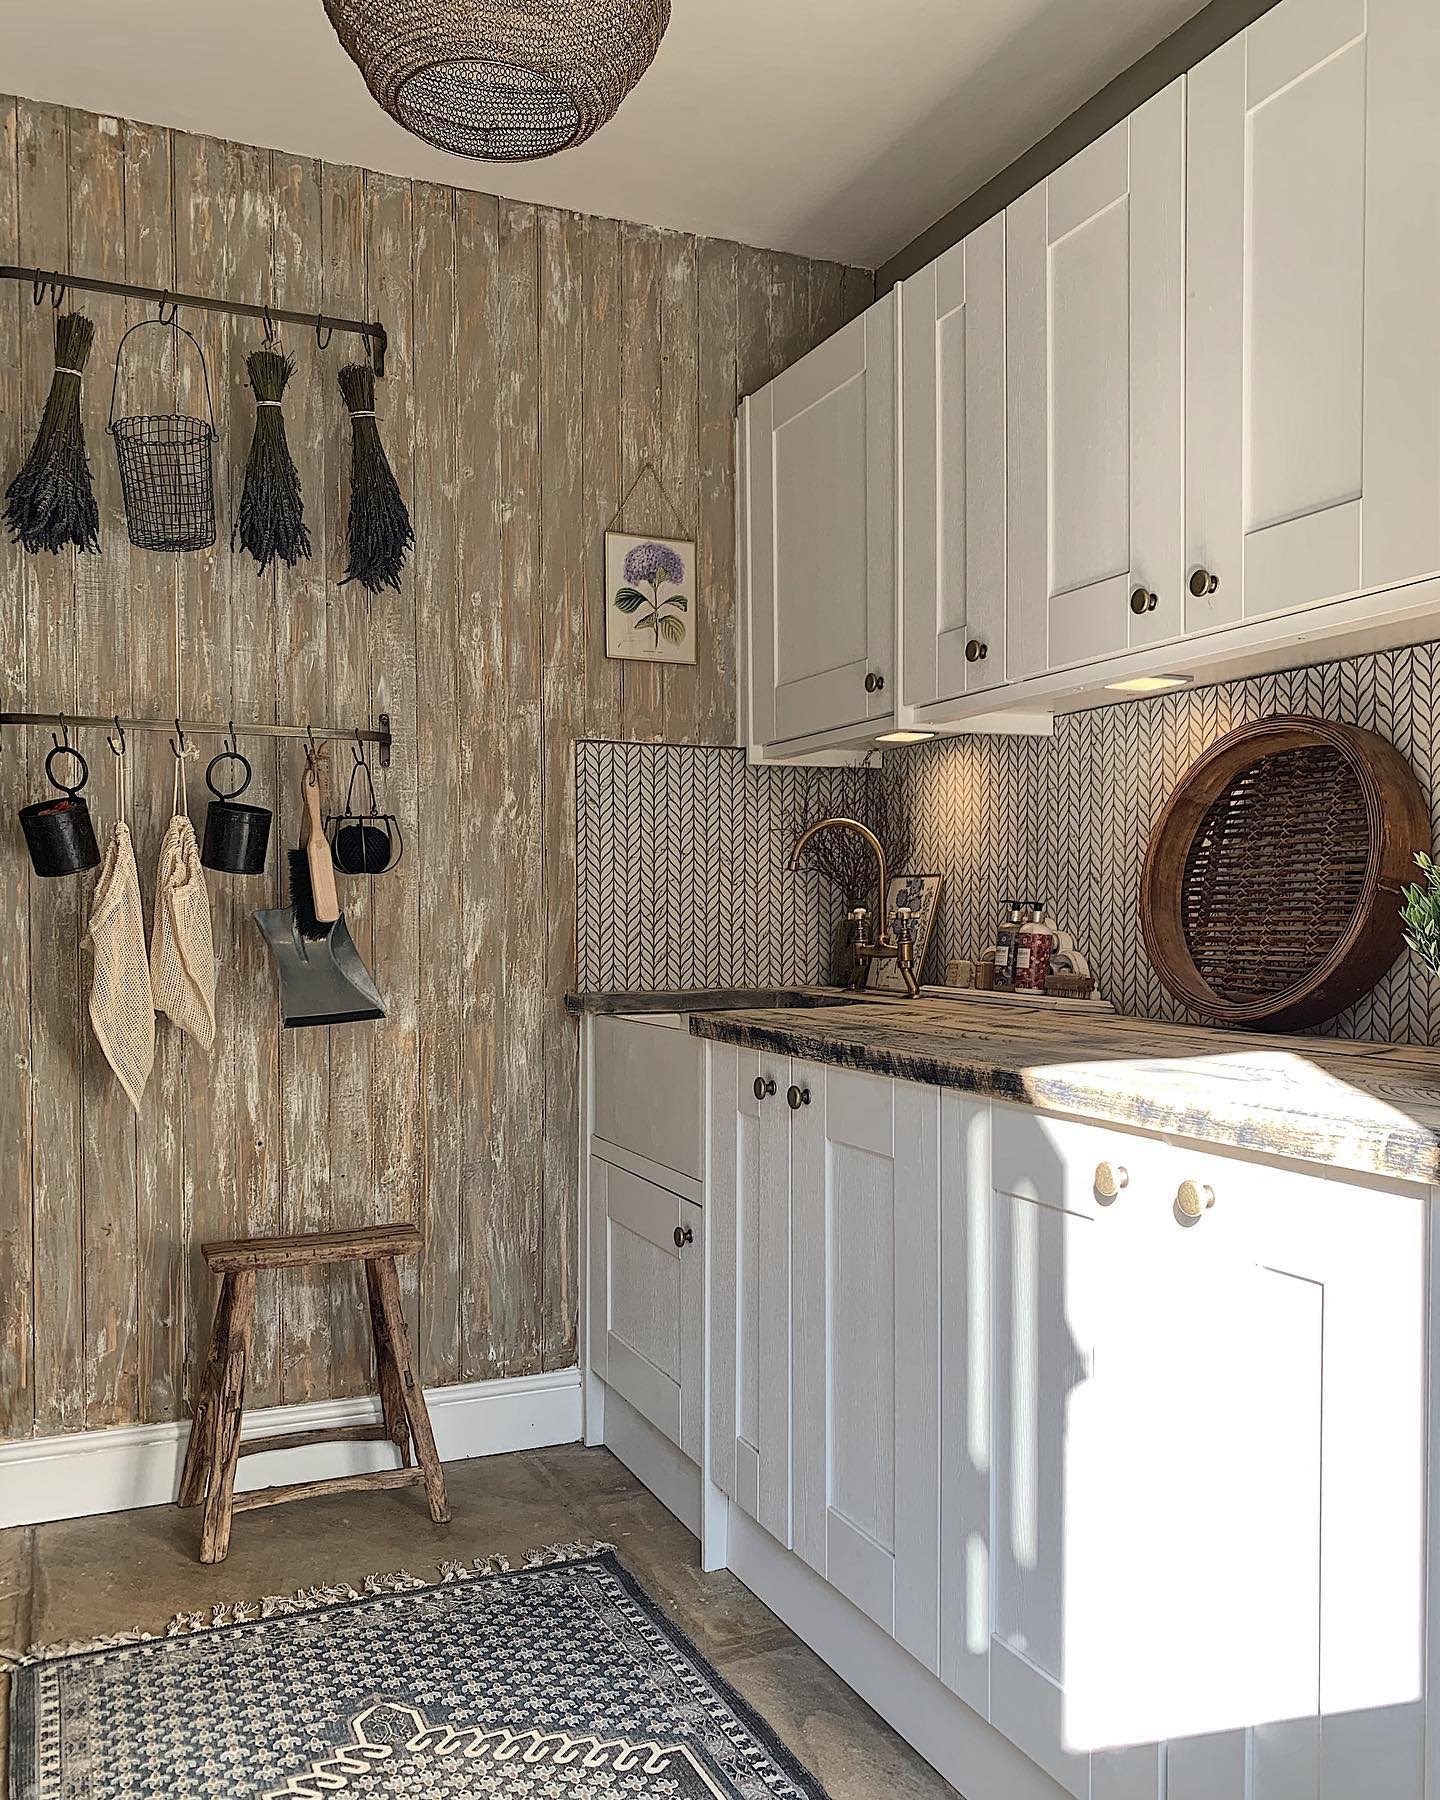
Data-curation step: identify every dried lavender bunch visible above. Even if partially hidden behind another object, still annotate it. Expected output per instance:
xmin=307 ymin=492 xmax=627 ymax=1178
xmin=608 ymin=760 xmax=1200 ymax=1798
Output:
xmin=4 ymin=311 xmax=100 ymax=555
xmin=234 ymin=349 xmax=311 ymax=570
xmin=338 ymin=361 xmax=412 ymax=593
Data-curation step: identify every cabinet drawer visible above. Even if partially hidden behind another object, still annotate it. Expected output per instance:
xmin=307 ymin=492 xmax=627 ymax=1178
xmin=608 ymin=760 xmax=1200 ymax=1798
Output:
xmin=590 ymin=1156 xmax=704 ymax=1457
xmin=592 ymin=1014 xmax=704 ymax=1184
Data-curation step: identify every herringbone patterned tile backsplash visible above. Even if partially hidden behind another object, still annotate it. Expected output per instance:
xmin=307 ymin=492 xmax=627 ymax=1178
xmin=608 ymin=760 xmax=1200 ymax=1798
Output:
xmin=576 ymin=642 xmax=1440 ymax=1043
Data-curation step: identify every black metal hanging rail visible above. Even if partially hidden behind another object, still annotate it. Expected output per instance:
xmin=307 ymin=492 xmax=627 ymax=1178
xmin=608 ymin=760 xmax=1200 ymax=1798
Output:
xmin=0 ymin=264 xmax=388 ymax=376
xmin=0 ymin=711 xmax=392 ymax=769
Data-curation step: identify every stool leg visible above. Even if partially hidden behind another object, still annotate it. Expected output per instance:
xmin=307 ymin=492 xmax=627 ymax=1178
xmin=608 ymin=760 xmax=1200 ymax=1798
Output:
xmin=179 ymin=1274 xmax=235 ymax=1509
xmin=199 ymin=1271 xmax=257 ymax=1564
xmin=365 ymin=1259 xmax=412 ymax=1469
xmin=372 ymin=1256 xmax=449 ymax=1524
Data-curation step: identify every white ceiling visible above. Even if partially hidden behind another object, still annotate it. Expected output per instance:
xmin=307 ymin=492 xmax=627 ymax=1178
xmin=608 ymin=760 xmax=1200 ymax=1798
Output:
xmin=4 ymin=0 xmax=1208 ymax=267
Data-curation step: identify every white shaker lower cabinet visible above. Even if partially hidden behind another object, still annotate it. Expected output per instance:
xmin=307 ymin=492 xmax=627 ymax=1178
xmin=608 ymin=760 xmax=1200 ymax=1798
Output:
xmin=588 ymin=1158 xmax=704 ymax=1462
xmin=789 ymin=1068 xmax=942 ymax=1670
xmin=741 ymin=294 xmax=896 ymax=753
xmin=707 ymin=1043 xmax=797 ymax=1548
xmin=982 ymin=1103 xmax=1428 ymax=1800
xmin=1005 ymin=80 xmax=1185 ymax=678
xmin=1185 ymin=0 xmax=1440 ymax=632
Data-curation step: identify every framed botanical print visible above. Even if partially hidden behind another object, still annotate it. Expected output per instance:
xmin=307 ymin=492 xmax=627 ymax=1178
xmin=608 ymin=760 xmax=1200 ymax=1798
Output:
xmin=604 ymin=531 xmax=697 ymax=665
xmin=871 ymin=871 xmax=944 ymax=991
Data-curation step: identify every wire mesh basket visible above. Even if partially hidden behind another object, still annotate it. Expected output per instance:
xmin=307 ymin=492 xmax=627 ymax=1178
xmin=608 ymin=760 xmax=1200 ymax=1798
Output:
xmin=108 ymin=318 xmax=217 ymax=551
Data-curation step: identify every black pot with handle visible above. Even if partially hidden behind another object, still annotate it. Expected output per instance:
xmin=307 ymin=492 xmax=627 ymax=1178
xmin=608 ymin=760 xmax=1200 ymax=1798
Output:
xmin=200 ymin=748 xmax=271 ymax=875
xmin=20 ymin=742 xmax=101 ymax=876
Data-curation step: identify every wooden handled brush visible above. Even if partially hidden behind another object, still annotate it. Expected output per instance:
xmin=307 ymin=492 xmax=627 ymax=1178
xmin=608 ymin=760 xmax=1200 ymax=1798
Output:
xmin=300 ymin=762 xmax=340 ymax=925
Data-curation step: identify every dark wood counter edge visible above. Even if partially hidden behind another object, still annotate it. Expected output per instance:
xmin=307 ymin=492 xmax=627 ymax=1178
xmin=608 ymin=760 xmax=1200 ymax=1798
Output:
xmin=688 ymin=1012 xmax=1440 ymax=1188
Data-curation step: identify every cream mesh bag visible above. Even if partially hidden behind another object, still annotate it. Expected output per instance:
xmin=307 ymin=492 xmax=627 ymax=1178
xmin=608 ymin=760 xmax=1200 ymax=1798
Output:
xmin=150 ymin=749 xmax=216 ymax=1051
xmin=85 ymin=780 xmax=155 ymax=1112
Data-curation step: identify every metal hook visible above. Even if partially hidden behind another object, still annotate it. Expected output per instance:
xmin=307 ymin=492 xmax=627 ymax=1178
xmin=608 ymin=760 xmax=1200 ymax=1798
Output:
xmin=315 ymin=315 xmax=333 ymax=351
xmin=226 ymin=720 xmax=239 ymax=757
xmin=51 ymin=711 xmax=70 ymax=752
xmin=49 ymin=280 xmax=65 ymax=310
xmin=262 ymin=306 xmax=276 ymax=346
xmin=170 ymin=717 xmax=186 ymax=759
xmin=31 ymin=273 xmax=45 ymax=306
xmin=107 ymin=717 xmax=127 ymax=758
xmin=157 ymin=291 xmax=178 ymax=326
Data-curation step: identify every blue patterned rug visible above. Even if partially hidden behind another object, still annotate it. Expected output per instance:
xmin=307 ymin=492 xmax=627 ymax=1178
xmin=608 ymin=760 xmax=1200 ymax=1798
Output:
xmin=7 ymin=1544 xmax=830 ymax=1799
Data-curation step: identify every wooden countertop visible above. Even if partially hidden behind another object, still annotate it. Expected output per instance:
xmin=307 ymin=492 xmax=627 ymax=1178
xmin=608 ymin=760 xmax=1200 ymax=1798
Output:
xmin=685 ymin=993 xmax=1440 ymax=1187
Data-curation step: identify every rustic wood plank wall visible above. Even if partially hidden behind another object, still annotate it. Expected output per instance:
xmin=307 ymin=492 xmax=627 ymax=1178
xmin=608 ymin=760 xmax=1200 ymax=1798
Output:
xmin=0 ymin=96 xmax=873 ymax=1439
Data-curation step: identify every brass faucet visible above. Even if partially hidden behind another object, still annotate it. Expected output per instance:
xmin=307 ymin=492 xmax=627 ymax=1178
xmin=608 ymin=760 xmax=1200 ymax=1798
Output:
xmin=788 ymin=816 xmax=920 ymax=998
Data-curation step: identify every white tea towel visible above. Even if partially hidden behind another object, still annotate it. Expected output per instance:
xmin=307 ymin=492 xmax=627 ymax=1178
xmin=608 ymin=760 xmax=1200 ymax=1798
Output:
xmin=85 ymin=820 xmax=155 ymax=1112
xmin=151 ymin=811 xmax=216 ymax=1051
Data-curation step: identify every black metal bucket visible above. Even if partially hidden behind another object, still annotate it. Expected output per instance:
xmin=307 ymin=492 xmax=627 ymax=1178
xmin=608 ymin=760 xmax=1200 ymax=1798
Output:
xmin=20 ymin=744 xmax=101 ymax=876
xmin=200 ymin=749 xmax=271 ymax=875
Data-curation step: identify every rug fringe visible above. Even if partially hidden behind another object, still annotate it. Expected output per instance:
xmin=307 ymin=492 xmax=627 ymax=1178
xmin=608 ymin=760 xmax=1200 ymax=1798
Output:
xmin=0 ymin=1540 xmax=614 ymax=1669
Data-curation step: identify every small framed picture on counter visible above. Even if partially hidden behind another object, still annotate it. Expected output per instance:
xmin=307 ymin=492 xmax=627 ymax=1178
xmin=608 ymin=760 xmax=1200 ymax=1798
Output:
xmin=873 ymin=871 xmax=944 ymax=990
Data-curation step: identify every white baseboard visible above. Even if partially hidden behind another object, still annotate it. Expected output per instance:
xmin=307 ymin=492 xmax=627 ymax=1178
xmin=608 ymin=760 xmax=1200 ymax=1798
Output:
xmin=726 ymin=1506 xmax=1070 ymax=1800
xmin=0 ymin=1369 xmax=583 ymax=1530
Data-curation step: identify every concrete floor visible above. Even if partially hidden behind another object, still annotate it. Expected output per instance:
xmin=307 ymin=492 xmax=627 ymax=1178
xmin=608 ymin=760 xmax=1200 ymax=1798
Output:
xmin=0 ymin=1443 xmax=958 ymax=1797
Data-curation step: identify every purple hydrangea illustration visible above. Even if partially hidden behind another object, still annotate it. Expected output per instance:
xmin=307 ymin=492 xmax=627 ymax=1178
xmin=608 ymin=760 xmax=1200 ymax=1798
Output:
xmin=614 ymin=538 xmax=690 ymax=651
xmin=625 ymin=540 xmax=685 ymax=588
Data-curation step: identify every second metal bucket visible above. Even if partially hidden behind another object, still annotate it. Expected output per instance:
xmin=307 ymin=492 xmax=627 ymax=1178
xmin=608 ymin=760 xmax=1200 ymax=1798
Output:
xmin=200 ymin=749 xmax=271 ymax=875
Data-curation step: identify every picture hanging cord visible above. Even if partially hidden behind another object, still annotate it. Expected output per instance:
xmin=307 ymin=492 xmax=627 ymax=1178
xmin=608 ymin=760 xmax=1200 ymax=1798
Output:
xmin=604 ymin=461 xmax=688 ymax=537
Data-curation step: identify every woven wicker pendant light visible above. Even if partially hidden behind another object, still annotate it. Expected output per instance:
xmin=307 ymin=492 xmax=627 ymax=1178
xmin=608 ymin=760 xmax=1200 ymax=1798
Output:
xmin=321 ymin=0 xmax=672 ymax=161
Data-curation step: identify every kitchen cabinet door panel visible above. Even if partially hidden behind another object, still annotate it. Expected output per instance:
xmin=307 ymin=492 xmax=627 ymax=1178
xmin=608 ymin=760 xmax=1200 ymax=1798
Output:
xmin=707 ymin=1044 xmax=794 ymax=1546
xmin=590 ymin=1158 xmax=691 ymax=1450
xmin=1006 ymin=82 xmax=1184 ymax=678
xmin=900 ymin=215 xmax=1007 ymax=709
xmin=791 ymin=1067 xmax=941 ymax=1667
xmin=746 ymin=298 xmax=896 ymax=747
xmin=1186 ymin=0 xmax=1440 ymax=630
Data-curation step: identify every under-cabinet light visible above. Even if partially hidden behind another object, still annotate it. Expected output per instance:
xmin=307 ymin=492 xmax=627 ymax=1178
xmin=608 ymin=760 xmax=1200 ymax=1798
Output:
xmin=874 ymin=730 xmax=936 ymax=744
xmin=1104 ymin=673 xmax=1195 ymax=695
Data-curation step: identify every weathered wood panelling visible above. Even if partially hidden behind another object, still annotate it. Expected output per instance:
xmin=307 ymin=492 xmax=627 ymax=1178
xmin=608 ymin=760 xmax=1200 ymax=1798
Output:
xmin=0 ymin=96 xmax=872 ymax=1438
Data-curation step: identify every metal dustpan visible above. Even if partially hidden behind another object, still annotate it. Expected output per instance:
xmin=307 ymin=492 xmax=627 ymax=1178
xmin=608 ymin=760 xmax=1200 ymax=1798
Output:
xmin=255 ymin=907 xmax=385 ymax=1028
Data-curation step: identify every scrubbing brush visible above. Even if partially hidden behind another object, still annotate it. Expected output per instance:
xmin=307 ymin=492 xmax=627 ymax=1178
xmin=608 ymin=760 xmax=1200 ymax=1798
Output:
xmin=290 ymin=759 xmax=341 ymax=941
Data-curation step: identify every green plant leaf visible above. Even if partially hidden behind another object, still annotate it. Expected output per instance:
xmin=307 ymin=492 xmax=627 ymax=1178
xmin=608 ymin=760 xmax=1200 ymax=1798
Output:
xmin=614 ymin=586 xmax=647 ymax=614
xmin=661 ymin=594 xmax=689 ymax=611
xmin=659 ymin=614 xmax=686 ymax=644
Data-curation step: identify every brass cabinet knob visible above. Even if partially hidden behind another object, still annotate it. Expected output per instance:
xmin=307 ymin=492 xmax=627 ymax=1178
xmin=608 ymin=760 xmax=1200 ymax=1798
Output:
xmin=1129 ymin=587 xmax=1158 ymax=615
xmin=753 ymin=1075 xmax=777 ymax=1100
xmin=864 ymin=671 xmax=885 ymax=693
xmin=673 ymin=1224 xmax=694 ymax=1249
xmin=965 ymin=638 xmax=988 ymax=662
xmin=1176 ymin=1178 xmax=1215 ymax=1221
xmin=787 ymin=1084 xmax=812 ymax=1110
xmin=1094 ymin=1160 xmax=1129 ymax=1201
xmin=1188 ymin=567 xmax=1219 ymax=598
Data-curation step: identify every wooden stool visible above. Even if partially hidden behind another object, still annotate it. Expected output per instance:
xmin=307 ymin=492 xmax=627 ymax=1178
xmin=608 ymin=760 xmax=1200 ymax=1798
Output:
xmin=178 ymin=1223 xmax=450 ymax=1563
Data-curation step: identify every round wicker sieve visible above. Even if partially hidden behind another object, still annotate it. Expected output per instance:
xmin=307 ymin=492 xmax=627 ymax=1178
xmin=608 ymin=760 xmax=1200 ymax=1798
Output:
xmin=1140 ymin=714 xmax=1429 ymax=1030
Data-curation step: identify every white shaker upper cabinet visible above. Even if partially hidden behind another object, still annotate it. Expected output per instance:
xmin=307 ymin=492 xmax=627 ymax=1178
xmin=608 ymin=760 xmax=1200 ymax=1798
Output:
xmin=899 ymin=215 xmax=1008 ymax=711
xmin=744 ymin=295 xmax=896 ymax=749
xmin=1186 ymin=0 xmax=1440 ymax=631
xmin=1006 ymin=82 xmax=1185 ymax=678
